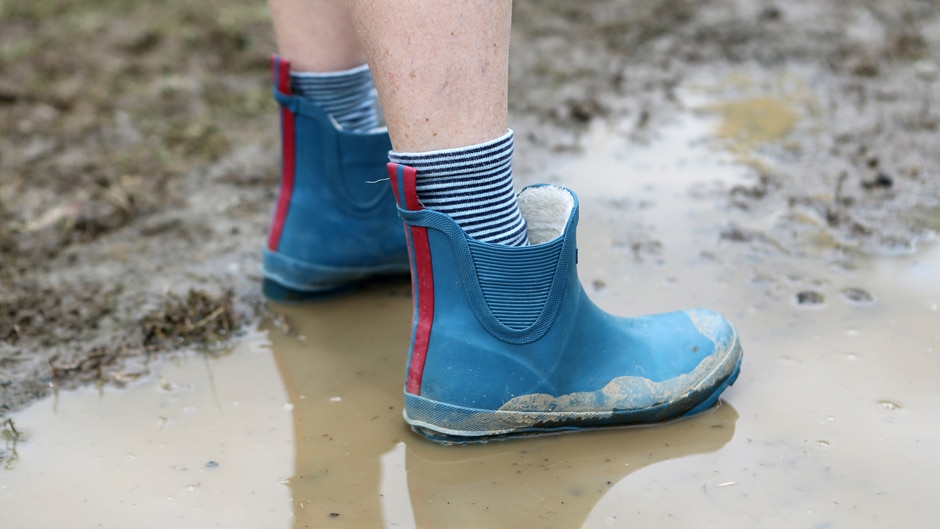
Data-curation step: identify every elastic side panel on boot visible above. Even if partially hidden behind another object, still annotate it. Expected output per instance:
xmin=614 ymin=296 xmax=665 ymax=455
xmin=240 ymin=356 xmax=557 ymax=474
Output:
xmin=394 ymin=176 xmax=579 ymax=343
xmin=273 ymin=88 xmax=393 ymax=212
xmin=467 ymin=240 xmax=564 ymax=330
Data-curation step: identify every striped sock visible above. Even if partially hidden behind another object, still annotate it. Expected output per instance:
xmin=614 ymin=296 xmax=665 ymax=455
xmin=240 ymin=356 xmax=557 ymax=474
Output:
xmin=389 ymin=130 xmax=529 ymax=246
xmin=290 ymin=64 xmax=379 ymax=132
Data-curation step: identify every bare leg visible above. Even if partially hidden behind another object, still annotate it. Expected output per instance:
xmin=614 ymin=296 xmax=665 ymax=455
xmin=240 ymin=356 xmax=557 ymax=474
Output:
xmin=348 ymin=0 xmax=511 ymax=152
xmin=267 ymin=0 xmax=525 ymax=249
xmin=268 ymin=0 xmax=365 ymax=72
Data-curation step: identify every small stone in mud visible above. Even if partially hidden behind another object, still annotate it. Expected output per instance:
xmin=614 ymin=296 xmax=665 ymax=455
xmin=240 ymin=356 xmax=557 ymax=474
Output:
xmin=861 ymin=173 xmax=893 ymax=190
xmin=852 ymin=60 xmax=879 ymax=77
xmin=840 ymin=287 xmax=875 ymax=305
xmin=757 ymin=5 xmax=782 ymax=22
xmin=795 ymin=290 xmax=825 ymax=306
xmin=329 ymin=513 xmax=340 ymax=518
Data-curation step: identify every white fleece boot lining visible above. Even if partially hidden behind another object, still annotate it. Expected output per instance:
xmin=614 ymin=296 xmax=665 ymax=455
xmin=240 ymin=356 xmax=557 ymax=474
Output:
xmin=517 ymin=186 xmax=575 ymax=245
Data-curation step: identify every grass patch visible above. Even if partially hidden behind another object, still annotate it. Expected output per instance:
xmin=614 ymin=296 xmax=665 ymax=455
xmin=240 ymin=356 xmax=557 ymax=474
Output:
xmin=141 ymin=289 xmax=240 ymax=351
xmin=1 ymin=418 xmax=23 ymax=469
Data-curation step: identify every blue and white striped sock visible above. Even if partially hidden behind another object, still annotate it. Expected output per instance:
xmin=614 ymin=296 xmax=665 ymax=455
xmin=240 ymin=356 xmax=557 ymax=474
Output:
xmin=290 ymin=64 xmax=379 ymax=132
xmin=389 ymin=130 xmax=529 ymax=246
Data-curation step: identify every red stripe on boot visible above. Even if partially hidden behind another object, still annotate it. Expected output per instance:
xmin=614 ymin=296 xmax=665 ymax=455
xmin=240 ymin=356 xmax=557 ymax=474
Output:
xmin=267 ymin=56 xmax=295 ymax=251
xmin=389 ymin=164 xmax=434 ymax=395
xmin=274 ymin=54 xmax=292 ymax=94
xmin=406 ymin=224 xmax=434 ymax=395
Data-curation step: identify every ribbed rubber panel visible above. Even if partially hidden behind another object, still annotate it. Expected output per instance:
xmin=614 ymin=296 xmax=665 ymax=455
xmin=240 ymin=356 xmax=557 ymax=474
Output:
xmin=467 ymin=240 xmax=563 ymax=330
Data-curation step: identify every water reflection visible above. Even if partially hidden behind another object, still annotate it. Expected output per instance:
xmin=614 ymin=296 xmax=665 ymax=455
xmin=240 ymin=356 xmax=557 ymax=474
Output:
xmin=270 ymin=286 xmax=738 ymax=529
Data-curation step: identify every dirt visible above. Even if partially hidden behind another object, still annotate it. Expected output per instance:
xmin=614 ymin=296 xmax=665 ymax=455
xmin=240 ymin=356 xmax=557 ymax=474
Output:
xmin=1 ymin=0 xmax=938 ymax=419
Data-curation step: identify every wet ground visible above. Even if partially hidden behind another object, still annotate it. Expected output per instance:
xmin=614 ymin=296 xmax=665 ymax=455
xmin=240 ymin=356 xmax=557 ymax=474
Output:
xmin=2 ymin=0 xmax=940 ymax=527
xmin=4 ymin=88 xmax=940 ymax=527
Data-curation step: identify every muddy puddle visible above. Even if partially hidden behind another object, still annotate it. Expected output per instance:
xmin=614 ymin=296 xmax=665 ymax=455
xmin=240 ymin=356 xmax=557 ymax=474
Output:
xmin=3 ymin=79 xmax=939 ymax=529
xmin=0 ymin=331 xmax=294 ymax=527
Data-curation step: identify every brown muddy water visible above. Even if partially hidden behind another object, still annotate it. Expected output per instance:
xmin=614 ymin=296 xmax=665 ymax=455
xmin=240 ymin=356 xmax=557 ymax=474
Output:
xmin=3 ymin=83 xmax=939 ymax=529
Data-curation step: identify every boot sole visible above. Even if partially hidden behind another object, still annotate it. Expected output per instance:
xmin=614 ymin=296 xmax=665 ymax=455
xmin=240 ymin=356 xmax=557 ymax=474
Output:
xmin=405 ymin=337 xmax=744 ymax=445
xmin=261 ymin=249 xmax=410 ymax=302
xmin=262 ymin=272 xmax=411 ymax=303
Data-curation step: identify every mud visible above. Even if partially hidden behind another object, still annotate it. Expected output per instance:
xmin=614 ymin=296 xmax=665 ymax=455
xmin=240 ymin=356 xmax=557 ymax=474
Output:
xmin=1 ymin=0 xmax=939 ymax=525
xmin=1 ymin=331 xmax=294 ymax=527
xmin=1 ymin=0 xmax=277 ymax=412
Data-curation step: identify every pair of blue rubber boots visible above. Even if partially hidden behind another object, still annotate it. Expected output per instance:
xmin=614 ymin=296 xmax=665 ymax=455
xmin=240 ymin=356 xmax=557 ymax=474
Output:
xmin=263 ymin=56 xmax=743 ymax=444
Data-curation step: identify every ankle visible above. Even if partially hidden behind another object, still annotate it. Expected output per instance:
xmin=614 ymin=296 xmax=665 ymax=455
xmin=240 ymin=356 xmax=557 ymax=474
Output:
xmin=388 ymin=130 xmax=529 ymax=246
xmin=289 ymin=64 xmax=379 ymax=132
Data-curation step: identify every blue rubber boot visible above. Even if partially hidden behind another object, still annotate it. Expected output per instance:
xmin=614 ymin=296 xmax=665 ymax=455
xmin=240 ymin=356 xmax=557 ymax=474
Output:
xmin=388 ymin=163 xmax=743 ymax=444
xmin=262 ymin=56 xmax=410 ymax=301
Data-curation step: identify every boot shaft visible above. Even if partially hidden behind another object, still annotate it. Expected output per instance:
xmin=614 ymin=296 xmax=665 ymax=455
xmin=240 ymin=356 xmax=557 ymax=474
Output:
xmin=261 ymin=57 xmax=408 ymax=297
xmin=387 ymin=163 xmax=588 ymax=403
xmin=386 ymin=162 xmax=741 ymax=443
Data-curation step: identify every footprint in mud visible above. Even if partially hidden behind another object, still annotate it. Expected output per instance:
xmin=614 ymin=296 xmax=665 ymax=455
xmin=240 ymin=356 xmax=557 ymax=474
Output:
xmin=794 ymin=290 xmax=825 ymax=307
xmin=840 ymin=287 xmax=876 ymax=306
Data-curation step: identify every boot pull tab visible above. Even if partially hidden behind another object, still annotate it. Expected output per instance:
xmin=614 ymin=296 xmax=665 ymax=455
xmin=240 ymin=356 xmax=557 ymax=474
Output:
xmin=387 ymin=163 xmax=424 ymax=212
xmin=271 ymin=55 xmax=292 ymax=95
